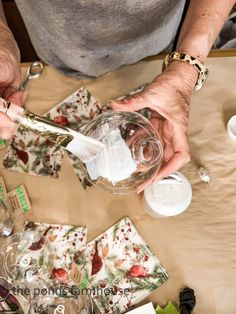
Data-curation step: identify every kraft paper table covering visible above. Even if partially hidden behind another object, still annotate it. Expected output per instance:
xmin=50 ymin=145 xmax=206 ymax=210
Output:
xmin=0 ymin=57 xmax=235 ymax=313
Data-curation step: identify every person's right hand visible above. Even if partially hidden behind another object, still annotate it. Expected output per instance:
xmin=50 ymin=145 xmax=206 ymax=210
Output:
xmin=0 ymin=24 xmax=27 ymax=139
xmin=110 ymin=61 xmax=197 ymax=192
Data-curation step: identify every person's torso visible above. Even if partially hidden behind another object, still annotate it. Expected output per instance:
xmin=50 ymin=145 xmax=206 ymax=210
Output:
xmin=15 ymin=0 xmax=185 ymax=77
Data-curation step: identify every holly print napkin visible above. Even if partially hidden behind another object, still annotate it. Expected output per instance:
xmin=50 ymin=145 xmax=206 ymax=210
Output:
xmin=23 ymin=221 xmax=87 ymax=284
xmin=3 ymin=87 xmax=102 ymax=187
xmin=3 ymin=127 xmax=63 ymax=178
xmin=72 ymin=217 xmax=168 ymax=314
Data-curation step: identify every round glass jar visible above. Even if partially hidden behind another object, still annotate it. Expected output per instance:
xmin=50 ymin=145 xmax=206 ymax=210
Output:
xmin=81 ymin=111 xmax=163 ymax=194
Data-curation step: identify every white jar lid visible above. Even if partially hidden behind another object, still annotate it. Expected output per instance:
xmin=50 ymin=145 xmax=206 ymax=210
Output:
xmin=143 ymin=172 xmax=192 ymax=217
xmin=227 ymin=115 xmax=236 ymax=140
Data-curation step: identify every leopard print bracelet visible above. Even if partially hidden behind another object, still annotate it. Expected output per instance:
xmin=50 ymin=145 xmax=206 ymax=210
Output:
xmin=163 ymin=51 xmax=209 ymax=91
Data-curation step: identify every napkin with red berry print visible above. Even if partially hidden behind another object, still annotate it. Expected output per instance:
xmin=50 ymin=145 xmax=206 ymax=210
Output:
xmin=3 ymin=87 xmax=102 ymax=187
xmin=71 ymin=217 xmax=168 ymax=314
xmin=23 ymin=221 xmax=87 ymax=284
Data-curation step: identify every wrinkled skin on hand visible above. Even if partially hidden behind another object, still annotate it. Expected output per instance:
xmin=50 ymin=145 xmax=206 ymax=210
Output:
xmin=0 ymin=24 xmax=27 ymax=139
xmin=110 ymin=62 xmax=198 ymax=192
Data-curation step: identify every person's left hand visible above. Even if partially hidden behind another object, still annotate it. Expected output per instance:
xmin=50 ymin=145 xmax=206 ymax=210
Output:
xmin=109 ymin=62 xmax=198 ymax=192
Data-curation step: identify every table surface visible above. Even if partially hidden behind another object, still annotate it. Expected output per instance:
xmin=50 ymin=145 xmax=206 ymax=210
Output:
xmin=1 ymin=56 xmax=236 ymax=314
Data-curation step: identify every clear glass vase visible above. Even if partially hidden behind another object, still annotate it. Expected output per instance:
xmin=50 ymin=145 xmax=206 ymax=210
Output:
xmin=81 ymin=111 xmax=163 ymax=194
xmin=0 ymin=232 xmax=55 ymax=289
xmin=28 ymin=287 xmax=93 ymax=314
xmin=0 ymin=201 xmax=14 ymax=237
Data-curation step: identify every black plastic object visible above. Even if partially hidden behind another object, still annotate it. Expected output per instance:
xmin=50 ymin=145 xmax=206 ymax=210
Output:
xmin=179 ymin=287 xmax=196 ymax=314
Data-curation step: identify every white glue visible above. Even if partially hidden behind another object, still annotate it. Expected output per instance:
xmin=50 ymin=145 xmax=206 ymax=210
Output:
xmin=143 ymin=172 xmax=192 ymax=218
xmin=86 ymin=126 xmax=137 ymax=184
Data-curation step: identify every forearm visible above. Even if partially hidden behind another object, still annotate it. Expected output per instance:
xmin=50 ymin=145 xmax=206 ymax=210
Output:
xmin=0 ymin=2 xmax=8 ymax=27
xmin=177 ymin=0 xmax=235 ymax=63
xmin=0 ymin=2 xmax=16 ymax=43
xmin=0 ymin=2 xmax=20 ymax=63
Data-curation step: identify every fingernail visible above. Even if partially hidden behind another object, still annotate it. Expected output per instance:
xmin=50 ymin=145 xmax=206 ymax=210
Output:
xmin=153 ymin=175 xmax=165 ymax=183
xmin=12 ymin=85 xmax=19 ymax=92
xmin=107 ymin=100 xmax=116 ymax=107
xmin=137 ymin=187 xmax=144 ymax=194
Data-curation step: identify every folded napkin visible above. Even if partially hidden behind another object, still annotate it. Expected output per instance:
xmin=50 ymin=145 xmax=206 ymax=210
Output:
xmin=3 ymin=87 xmax=102 ymax=188
xmin=23 ymin=221 xmax=87 ymax=284
xmin=71 ymin=217 xmax=168 ymax=314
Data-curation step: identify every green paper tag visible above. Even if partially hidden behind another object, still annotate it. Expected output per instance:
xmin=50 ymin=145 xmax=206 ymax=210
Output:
xmin=0 ymin=138 xmax=5 ymax=151
xmin=0 ymin=185 xmax=4 ymax=202
xmin=156 ymin=303 xmax=179 ymax=314
xmin=7 ymin=185 xmax=32 ymax=214
xmin=0 ymin=177 xmax=7 ymax=202
xmin=15 ymin=186 xmax=30 ymax=213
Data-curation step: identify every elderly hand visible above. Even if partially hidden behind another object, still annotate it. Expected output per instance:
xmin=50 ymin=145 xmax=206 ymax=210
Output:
xmin=0 ymin=23 xmax=27 ymax=139
xmin=110 ymin=61 xmax=198 ymax=192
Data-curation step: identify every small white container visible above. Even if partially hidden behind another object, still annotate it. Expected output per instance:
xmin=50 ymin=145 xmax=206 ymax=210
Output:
xmin=143 ymin=172 xmax=192 ymax=218
xmin=227 ymin=115 xmax=236 ymax=141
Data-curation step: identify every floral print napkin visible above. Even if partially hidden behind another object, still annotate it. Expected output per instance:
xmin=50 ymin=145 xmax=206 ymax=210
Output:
xmin=23 ymin=221 xmax=87 ymax=285
xmin=3 ymin=127 xmax=63 ymax=178
xmin=71 ymin=217 xmax=168 ymax=314
xmin=3 ymin=87 xmax=102 ymax=187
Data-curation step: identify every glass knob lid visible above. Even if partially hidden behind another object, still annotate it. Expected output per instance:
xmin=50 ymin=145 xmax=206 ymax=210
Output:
xmin=81 ymin=111 xmax=163 ymax=194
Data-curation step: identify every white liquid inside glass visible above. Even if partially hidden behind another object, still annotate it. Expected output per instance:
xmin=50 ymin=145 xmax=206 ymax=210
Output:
xmin=86 ymin=125 xmax=137 ymax=184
